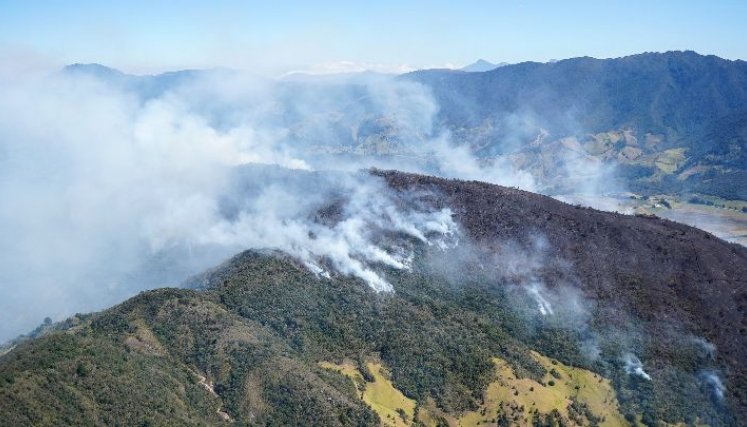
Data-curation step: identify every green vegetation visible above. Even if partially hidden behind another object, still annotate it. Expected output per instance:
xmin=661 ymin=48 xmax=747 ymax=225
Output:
xmin=456 ymin=352 xmax=627 ymax=427
xmin=0 ymin=287 xmax=379 ymax=426
xmin=408 ymin=52 xmax=747 ymax=201
xmin=1 ymin=245 xmax=735 ymax=425
xmin=321 ymin=361 xmax=415 ymax=427
xmin=323 ymin=352 xmax=628 ymax=427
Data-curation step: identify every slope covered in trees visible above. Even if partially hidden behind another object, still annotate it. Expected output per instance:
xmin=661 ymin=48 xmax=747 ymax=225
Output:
xmin=1 ymin=170 xmax=745 ymax=426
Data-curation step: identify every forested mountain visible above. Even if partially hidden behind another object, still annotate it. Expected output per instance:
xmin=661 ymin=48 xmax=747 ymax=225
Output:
xmin=404 ymin=51 xmax=747 ymax=197
xmin=63 ymin=52 xmax=747 ymax=199
xmin=2 ymin=170 xmax=744 ymax=426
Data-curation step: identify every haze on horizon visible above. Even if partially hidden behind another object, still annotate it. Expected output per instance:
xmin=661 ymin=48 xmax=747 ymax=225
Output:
xmin=2 ymin=0 xmax=747 ymax=76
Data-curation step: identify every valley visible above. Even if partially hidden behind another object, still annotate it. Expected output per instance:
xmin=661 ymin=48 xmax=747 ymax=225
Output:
xmin=555 ymin=193 xmax=747 ymax=246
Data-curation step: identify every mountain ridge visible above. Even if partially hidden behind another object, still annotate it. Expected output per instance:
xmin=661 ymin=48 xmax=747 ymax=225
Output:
xmin=461 ymin=59 xmax=508 ymax=72
xmin=399 ymin=50 xmax=747 ymax=199
xmin=1 ymin=169 xmax=744 ymax=425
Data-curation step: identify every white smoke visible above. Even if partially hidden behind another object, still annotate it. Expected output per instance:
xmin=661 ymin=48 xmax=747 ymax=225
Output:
xmin=186 ymin=174 xmax=458 ymax=293
xmin=700 ymin=371 xmax=726 ymax=401
xmin=526 ymin=281 xmax=554 ymax=316
xmin=424 ymin=134 xmax=538 ymax=190
xmin=623 ymin=353 xmax=652 ymax=380
xmin=0 ymin=69 xmax=462 ymax=341
xmin=691 ymin=336 xmax=717 ymax=360
xmin=493 ymin=236 xmax=590 ymax=324
xmin=0 ymin=60 xmax=624 ymax=342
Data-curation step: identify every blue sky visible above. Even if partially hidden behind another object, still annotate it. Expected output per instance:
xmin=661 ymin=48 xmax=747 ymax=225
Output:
xmin=2 ymin=0 xmax=746 ymax=74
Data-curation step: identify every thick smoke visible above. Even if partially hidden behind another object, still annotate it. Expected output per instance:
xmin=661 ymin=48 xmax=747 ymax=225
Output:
xmin=0 ymin=69 xmax=464 ymax=341
xmin=189 ymin=169 xmax=458 ymax=292
xmin=526 ymin=281 xmax=554 ymax=316
xmin=0 ymin=63 xmax=622 ymax=342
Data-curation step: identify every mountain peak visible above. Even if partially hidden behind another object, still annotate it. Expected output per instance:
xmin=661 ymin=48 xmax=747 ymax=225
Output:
xmin=62 ymin=63 xmax=125 ymax=78
xmin=461 ymin=59 xmax=506 ymax=72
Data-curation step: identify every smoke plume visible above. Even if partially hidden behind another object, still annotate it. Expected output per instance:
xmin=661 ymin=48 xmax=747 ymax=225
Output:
xmin=623 ymin=353 xmax=652 ymax=380
xmin=0 ymin=68 xmax=463 ymax=341
xmin=0 ymin=63 xmax=621 ymax=342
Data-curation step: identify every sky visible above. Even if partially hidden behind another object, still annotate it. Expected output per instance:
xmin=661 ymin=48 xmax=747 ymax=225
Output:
xmin=1 ymin=1 xmax=747 ymax=75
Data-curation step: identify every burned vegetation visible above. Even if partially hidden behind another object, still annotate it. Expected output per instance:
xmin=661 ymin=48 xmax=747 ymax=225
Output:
xmin=1 ymin=170 xmax=746 ymax=426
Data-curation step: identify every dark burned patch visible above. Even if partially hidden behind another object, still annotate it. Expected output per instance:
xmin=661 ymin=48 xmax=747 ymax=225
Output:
xmin=375 ymin=168 xmax=747 ymax=421
xmin=3 ymin=169 xmax=746 ymax=425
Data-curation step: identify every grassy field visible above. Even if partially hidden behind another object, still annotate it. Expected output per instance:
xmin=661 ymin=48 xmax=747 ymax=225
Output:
xmin=322 ymin=351 xmax=629 ymax=427
xmin=320 ymin=361 xmax=416 ymax=427
xmin=454 ymin=351 xmax=627 ymax=427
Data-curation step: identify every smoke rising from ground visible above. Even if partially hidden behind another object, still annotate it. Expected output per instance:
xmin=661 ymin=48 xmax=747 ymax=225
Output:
xmin=623 ymin=353 xmax=652 ymax=380
xmin=0 ymin=64 xmax=621 ymax=342
xmin=0 ymin=62 xmax=735 ymax=423
xmin=701 ymin=371 xmax=726 ymax=401
xmin=423 ymin=228 xmax=729 ymax=406
xmin=0 ymin=69 xmax=460 ymax=341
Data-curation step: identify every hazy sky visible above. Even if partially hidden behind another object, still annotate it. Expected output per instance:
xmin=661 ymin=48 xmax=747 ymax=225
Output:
xmin=2 ymin=1 xmax=747 ymax=74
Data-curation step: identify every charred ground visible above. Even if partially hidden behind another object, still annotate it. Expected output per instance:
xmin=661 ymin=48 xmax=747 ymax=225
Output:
xmin=379 ymin=170 xmax=747 ymax=419
xmin=1 ymin=170 xmax=745 ymax=426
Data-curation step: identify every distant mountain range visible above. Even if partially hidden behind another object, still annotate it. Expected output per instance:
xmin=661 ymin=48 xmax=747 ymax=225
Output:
xmin=405 ymin=51 xmax=747 ymax=198
xmin=62 ymin=63 xmax=237 ymax=98
xmin=64 ymin=51 xmax=747 ymax=200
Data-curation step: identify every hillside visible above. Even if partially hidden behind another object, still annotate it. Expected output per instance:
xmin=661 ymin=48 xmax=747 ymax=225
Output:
xmin=406 ymin=51 xmax=747 ymax=137
xmin=404 ymin=51 xmax=747 ymax=198
xmin=1 ymin=170 xmax=745 ymax=426
xmin=62 ymin=52 xmax=747 ymax=200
